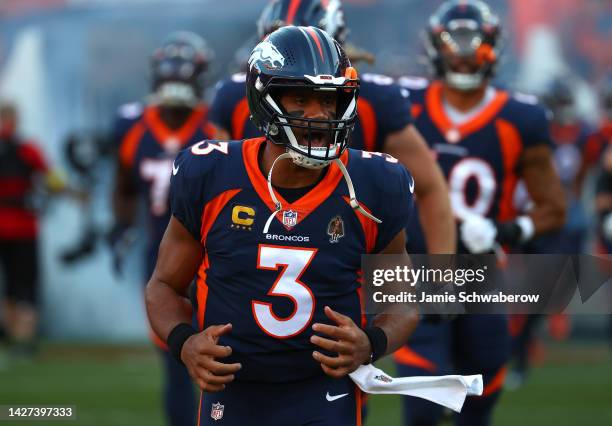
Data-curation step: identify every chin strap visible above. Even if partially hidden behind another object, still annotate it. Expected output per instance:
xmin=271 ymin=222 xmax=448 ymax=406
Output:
xmin=333 ymin=158 xmax=382 ymax=224
xmin=263 ymin=152 xmax=293 ymax=234
xmin=262 ymin=152 xmax=382 ymax=234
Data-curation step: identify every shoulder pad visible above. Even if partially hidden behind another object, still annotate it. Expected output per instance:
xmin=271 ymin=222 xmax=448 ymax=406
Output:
xmin=231 ymin=72 xmax=247 ymax=83
xmin=397 ymin=76 xmax=430 ymax=90
xmin=361 ymin=72 xmax=395 ymax=86
xmin=512 ymin=91 xmax=540 ymax=105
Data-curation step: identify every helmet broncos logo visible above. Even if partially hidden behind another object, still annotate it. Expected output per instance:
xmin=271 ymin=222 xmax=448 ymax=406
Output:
xmin=248 ymin=40 xmax=286 ymax=71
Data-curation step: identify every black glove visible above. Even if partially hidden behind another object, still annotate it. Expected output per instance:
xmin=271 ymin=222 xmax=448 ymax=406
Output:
xmin=107 ymin=223 xmax=137 ymax=277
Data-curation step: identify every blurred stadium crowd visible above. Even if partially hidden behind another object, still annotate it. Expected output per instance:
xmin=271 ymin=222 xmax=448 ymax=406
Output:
xmin=0 ymin=0 xmax=610 ymax=425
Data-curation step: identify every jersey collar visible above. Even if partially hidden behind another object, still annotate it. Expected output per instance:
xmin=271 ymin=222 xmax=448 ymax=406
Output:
xmin=143 ymin=105 xmax=208 ymax=151
xmin=242 ymin=137 xmax=348 ymax=229
xmin=426 ymin=80 xmax=509 ymax=143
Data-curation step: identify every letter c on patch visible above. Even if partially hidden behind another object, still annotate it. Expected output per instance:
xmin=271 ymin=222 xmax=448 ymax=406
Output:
xmin=232 ymin=205 xmax=255 ymax=226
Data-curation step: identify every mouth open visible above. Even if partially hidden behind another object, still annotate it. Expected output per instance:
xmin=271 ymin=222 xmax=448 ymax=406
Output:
xmin=300 ymin=129 xmax=331 ymax=149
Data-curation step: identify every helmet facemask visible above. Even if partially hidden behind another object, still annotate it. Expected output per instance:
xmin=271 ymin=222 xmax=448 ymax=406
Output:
xmin=150 ymin=32 xmax=212 ymax=107
xmin=434 ymin=24 xmax=496 ymax=91
xmin=425 ymin=1 xmax=500 ymax=91
xmin=259 ymin=78 xmax=358 ymax=169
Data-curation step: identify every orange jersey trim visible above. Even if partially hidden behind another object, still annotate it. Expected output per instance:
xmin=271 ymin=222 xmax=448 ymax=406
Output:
xmin=200 ymin=189 xmax=242 ymax=246
xmin=355 ymin=385 xmax=362 ymax=426
xmin=425 ymin=81 xmax=510 ymax=141
xmin=481 ymin=366 xmax=508 ymax=397
xmin=411 ymin=104 xmax=423 ymax=119
xmin=393 ymin=345 xmax=438 ymax=373
xmin=119 ymin=121 xmax=146 ymax=168
xmin=495 ymin=118 xmax=523 ymax=221
xmin=343 ymin=196 xmax=378 ymax=253
xmin=196 ymin=254 xmax=210 ymax=330
xmin=231 ymin=97 xmax=251 ymax=140
xmin=357 ymin=98 xmax=378 ymax=152
xmin=197 ymin=189 xmax=241 ymax=329
xmin=143 ymin=104 xmax=208 ymax=150
xmin=242 ymin=137 xmax=347 ymax=228
xmin=197 ymin=391 xmax=203 ymax=425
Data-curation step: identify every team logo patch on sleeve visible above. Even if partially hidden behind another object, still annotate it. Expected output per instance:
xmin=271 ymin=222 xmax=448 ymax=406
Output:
xmin=327 ymin=215 xmax=345 ymax=243
xmin=211 ymin=402 xmax=224 ymax=421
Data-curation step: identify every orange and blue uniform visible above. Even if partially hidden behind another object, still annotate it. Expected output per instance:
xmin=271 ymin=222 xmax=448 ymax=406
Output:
xmin=115 ymin=102 xmax=216 ymax=277
xmin=170 ymin=137 xmax=414 ymax=425
xmin=395 ymin=77 xmax=552 ymax=426
xmin=114 ymin=101 xmax=215 ymax=426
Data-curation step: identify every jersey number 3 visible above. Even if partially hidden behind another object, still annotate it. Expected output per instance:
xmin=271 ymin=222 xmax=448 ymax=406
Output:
xmin=252 ymin=245 xmax=317 ymax=338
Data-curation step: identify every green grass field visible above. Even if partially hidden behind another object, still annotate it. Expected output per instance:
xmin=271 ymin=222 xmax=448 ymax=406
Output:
xmin=0 ymin=342 xmax=610 ymax=426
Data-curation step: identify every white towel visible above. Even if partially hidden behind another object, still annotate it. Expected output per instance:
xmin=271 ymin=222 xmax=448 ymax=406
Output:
xmin=349 ymin=364 xmax=483 ymax=413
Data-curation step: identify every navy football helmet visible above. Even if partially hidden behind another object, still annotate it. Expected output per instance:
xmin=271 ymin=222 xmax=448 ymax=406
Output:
xmin=150 ymin=31 xmax=214 ymax=106
xmin=541 ymin=77 xmax=576 ymax=125
xmin=257 ymin=0 xmax=347 ymax=44
xmin=424 ymin=0 xmax=501 ymax=90
xmin=247 ymin=26 xmax=358 ymax=169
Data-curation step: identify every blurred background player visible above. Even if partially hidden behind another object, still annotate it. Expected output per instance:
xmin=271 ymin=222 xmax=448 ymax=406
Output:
xmin=395 ymin=1 xmax=566 ymax=425
xmin=111 ymin=31 xmax=215 ymax=426
xmin=583 ymin=77 xmax=612 ymax=176
xmin=507 ymin=76 xmax=592 ymax=388
xmin=0 ymin=102 xmax=75 ymax=358
xmin=209 ymin=0 xmax=456 ymax=254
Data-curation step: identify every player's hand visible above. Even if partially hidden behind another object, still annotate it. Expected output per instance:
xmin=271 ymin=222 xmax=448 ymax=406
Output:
xmin=459 ymin=214 xmax=497 ymax=253
xmin=107 ymin=223 xmax=137 ymax=277
xmin=181 ymin=323 xmax=241 ymax=392
xmin=311 ymin=306 xmax=371 ymax=378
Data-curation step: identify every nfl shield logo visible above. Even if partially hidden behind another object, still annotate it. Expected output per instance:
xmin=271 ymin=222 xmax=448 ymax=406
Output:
xmin=282 ymin=210 xmax=298 ymax=228
xmin=211 ymin=402 xmax=224 ymax=421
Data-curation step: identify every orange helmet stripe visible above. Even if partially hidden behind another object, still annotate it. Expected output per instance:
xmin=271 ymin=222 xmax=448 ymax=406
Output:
xmin=305 ymin=26 xmax=324 ymax=61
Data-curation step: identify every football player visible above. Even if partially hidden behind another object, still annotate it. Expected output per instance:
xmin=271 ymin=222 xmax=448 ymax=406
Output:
xmin=583 ymin=77 xmax=612 ymax=177
xmin=111 ymin=31 xmax=215 ymax=426
xmin=146 ymin=26 xmax=418 ymax=426
xmin=209 ymin=0 xmax=455 ymax=254
xmin=395 ymin=1 xmax=566 ymax=425
xmin=507 ymin=77 xmax=589 ymax=388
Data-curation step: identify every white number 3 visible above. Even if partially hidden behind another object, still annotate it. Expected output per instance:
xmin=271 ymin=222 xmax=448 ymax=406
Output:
xmin=252 ymin=245 xmax=317 ymax=338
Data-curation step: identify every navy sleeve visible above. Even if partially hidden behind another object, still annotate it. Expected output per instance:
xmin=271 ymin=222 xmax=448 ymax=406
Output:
xmin=518 ymin=102 xmax=553 ymax=149
xmin=169 ymin=148 xmax=209 ymax=241
xmin=374 ymin=163 xmax=415 ymax=253
xmin=112 ymin=102 xmax=143 ymax=150
xmin=377 ymin=84 xmax=413 ymax=135
xmin=360 ymin=75 xmax=413 ymax=152
xmin=209 ymin=77 xmax=243 ymax=133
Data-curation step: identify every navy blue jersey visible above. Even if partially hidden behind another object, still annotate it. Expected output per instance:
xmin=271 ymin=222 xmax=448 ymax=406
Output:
xmin=208 ymin=72 xmax=413 ymax=151
xmin=116 ymin=103 xmax=216 ymax=266
xmin=397 ymin=78 xmax=552 ymax=252
xmin=170 ymin=137 xmax=414 ymax=383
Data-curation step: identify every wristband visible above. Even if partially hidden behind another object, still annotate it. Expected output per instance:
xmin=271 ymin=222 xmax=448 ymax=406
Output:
xmin=363 ymin=327 xmax=388 ymax=363
xmin=494 ymin=220 xmax=523 ymax=246
xmin=167 ymin=323 xmax=197 ymax=365
xmin=496 ymin=216 xmax=535 ymax=246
